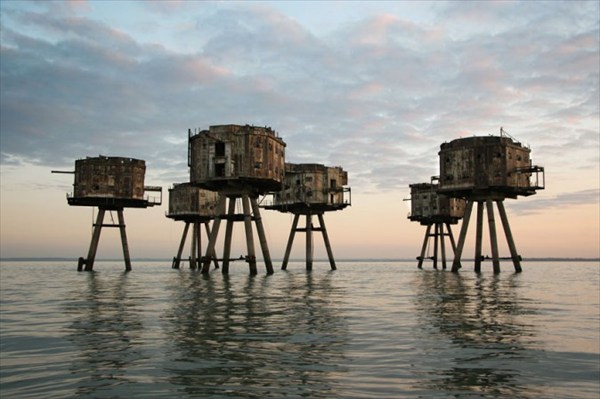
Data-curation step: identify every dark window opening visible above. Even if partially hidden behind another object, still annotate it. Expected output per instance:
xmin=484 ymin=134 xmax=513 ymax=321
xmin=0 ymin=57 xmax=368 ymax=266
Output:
xmin=215 ymin=163 xmax=225 ymax=177
xmin=215 ymin=142 xmax=225 ymax=157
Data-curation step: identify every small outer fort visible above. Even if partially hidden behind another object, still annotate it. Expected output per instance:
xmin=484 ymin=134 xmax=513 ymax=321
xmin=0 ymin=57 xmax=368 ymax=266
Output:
xmin=408 ymin=181 xmax=465 ymax=270
xmin=56 ymin=155 xmax=162 ymax=271
xmin=166 ymin=183 xmax=219 ymax=270
xmin=264 ymin=163 xmax=351 ymax=270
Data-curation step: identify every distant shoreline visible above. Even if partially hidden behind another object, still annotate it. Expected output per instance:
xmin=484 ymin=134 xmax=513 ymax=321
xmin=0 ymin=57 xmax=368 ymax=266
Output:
xmin=1 ymin=257 xmax=599 ymax=263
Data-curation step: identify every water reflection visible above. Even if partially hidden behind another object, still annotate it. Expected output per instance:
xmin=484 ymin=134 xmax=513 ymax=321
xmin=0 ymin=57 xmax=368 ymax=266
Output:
xmin=64 ymin=272 xmax=144 ymax=397
xmin=162 ymin=271 xmax=348 ymax=398
xmin=412 ymin=271 xmax=542 ymax=398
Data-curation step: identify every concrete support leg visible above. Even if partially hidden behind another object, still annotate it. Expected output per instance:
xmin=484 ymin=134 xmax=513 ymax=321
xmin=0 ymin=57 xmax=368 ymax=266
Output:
xmin=446 ymin=223 xmax=457 ymax=254
xmin=117 ymin=210 xmax=132 ymax=271
xmin=433 ymin=223 xmax=439 ymax=269
xmin=222 ymin=196 xmax=237 ymax=274
xmin=204 ymin=222 xmax=219 ymax=269
xmin=418 ymin=224 xmax=432 ymax=269
xmin=191 ymin=221 xmax=202 ymax=269
xmin=242 ymin=195 xmax=257 ymax=275
xmin=486 ymin=199 xmax=501 ymax=273
xmin=474 ymin=201 xmax=484 ymax=273
xmin=452 ymin=200 xmax=474 ymax=272
xmin=306 ymin=214 xmax=314 ymax=271
xmin=196 ymin=222 xmax=202 ymax=266
xmin=282 ymin=214 xmax=299 ymax=270
xmin=84 ymin=208 xmax=105 ymax=271
xmin=439 ymin=223 xmax=447 ymax=270
xmin=202 ymin=195 xmax=226 ymax=274
xmin=172 ymin=222 xmax=190 ymax=269
xmin=318 ymin=213 xmax=336 ymax=270
xmin=251 ymin=197 xmax=274 ymax=275
xmin=190 ymin=222 xmax=197 ymax=269
xmin=497 ymin=200 xmax=522 ymax=273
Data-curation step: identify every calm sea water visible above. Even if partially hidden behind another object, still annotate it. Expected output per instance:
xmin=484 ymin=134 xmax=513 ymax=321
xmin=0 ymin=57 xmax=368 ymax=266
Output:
xmin=1 ymin=260 xmax=598 ymax=398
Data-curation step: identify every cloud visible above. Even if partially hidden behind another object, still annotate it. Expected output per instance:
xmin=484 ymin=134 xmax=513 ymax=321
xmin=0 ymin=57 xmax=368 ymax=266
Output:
xmin=509 ymin=188 xmax=600 ymax=215
xmin=0 ymin=0 xmax=598 ymax=201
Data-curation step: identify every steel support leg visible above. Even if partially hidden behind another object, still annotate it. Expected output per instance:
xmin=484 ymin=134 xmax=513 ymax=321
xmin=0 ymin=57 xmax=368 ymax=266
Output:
xmin=306 ymin=214 xmax=313 ymax=271
xmin=452 ymin=200 xmax=474 ymax=272
xmin=204 ymin=222 xmax=219 ymax=269
xmin=446 ymin=222 xmax=457 ymax=254
xmin=251 ymin=197 xmax=274 ymax=274
xmin=282 ymin=214 xmax=300 ymax=270
xmin=474 ymin=201 xmax=484 ymax=273
xmin=202 ymin=195 xmax=226 ymax=274
xmin=497 ymin=200 xmax=522 ymax=273
xmin=222 ymin=196 xmax=237 ymax=274
xmin=242 ymin=195 xmax=257 ymax=275
xmin=84 ymin=208 xmax=105 ymax=271
xmin=439 ymin=222 xmax=447 ymax=269
xmin=486 ymin=199 xmax=501 ymax=273
xmin=418 ymin=224 xmax=432 ymax=269
xmin=191 ymin=221 xmax=202 ymax=269
xmin=172 ymin=222 xmax=190 ymax=269
xmin=432 ymin=223 xmax=439 ymax=269
xmin=318 ymin=213 xmax=336 ymax=270
xmin=116 ymin=210 xmax=132 ymax=272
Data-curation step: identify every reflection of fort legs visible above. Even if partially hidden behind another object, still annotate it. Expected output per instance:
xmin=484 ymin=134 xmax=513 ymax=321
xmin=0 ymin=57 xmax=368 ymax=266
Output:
xmin=412 ymin=271 xmax=535 ymax=396
xmin=162 ymin=270 xmax=348 ymax=396
xmin=67 ymin=273 xmax=143 ymax=396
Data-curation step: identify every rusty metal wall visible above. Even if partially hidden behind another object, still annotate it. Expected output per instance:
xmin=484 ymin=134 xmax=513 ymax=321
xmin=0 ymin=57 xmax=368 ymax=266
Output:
xmin=188 ymin=124 xmax=286 ymax=192
xmin=73 ymin=156 xmax=145 ymax=200
xmin=274 ymin=163 xmax=349 ymax=206
xmin=409 ymin=183 xmax=465 ymax=222
xmin=167 ymin=183 xmax=218 ymax=218
xmin=438 ymin=136 xmax=532 ymax=195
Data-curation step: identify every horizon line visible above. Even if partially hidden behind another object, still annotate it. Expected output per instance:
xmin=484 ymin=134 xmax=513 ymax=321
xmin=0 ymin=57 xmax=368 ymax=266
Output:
xmin=1 ymin=257 xmax=599 ymax=263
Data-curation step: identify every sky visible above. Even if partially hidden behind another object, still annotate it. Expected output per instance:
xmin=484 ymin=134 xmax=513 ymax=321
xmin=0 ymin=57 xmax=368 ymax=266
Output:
xmin=1 ymin=0 xmax=598 ymax=263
